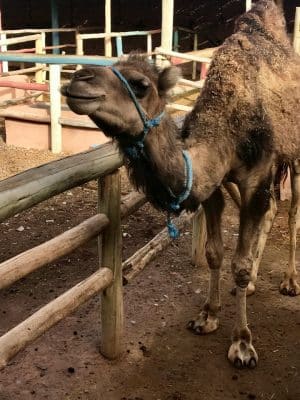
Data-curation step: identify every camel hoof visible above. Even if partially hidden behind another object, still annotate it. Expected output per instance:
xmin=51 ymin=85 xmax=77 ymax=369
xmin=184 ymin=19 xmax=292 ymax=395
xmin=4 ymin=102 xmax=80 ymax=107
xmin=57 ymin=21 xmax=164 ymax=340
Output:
xmin=187 ymin=313 xmax=219 ymax=335
xmin=280 ymin=279 xmax=300 ymax=297
xmin=187 ymin=321 xmax=204 ymax=335
xmin=228 ymin=340 xmax=258 ymax=369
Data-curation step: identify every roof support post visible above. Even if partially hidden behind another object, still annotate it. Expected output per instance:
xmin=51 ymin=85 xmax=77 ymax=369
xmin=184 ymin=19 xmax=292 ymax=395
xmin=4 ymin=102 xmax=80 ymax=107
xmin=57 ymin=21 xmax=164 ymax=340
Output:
xmin=51 ymin=0 xmax=60 ymax=54
xmin=246 ymin=0 xmax=252 ymax=11
xmin=105 ymin=0 xmax=112 ymax=57
xmin=161 ymin=0 xmax=174 ymax=51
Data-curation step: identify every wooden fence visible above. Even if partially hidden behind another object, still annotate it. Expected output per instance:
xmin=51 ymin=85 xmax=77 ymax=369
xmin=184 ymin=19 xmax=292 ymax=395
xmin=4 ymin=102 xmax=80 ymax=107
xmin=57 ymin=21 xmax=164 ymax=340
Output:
xmin=76 ymin=29 xmax=161 ymax=58
xmin=0 ymin=141 xmax=206 ymax=369
xmin=0 ymin=31 xmax=46 ymax=81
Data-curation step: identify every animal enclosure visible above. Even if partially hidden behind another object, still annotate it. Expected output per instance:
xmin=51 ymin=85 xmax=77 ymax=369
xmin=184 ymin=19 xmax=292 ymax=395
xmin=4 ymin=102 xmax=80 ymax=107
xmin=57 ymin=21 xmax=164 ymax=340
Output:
xmin=0 ymin=1 xmax=299 ymax=398
xmin=0 ymin=143 xmax=299 ymax=399
xmin=0 ymin=141 xmax=205 ymax=369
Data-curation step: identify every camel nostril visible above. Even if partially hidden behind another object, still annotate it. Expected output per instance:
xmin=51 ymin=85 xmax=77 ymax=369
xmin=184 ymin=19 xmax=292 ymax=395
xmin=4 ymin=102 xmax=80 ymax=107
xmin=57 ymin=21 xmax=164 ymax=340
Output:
xmin=73 ymin=69 xmax=95 ymax=81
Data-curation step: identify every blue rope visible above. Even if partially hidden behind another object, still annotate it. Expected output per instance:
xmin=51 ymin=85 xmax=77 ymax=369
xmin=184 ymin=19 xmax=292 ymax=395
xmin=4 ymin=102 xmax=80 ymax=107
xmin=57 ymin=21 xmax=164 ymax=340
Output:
xmin=167 ymin=150 xmax=193 ymax=239
xmin=111 ymin=66 xmax=164 ymax=158
xmin=111 ymin=66 xmax=193 ymax=239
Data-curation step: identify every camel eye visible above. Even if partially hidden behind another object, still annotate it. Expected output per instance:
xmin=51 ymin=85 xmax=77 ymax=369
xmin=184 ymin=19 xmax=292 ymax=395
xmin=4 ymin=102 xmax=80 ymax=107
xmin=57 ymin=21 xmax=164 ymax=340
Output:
xmin=128 ymin=78 xmax=150 ymax=98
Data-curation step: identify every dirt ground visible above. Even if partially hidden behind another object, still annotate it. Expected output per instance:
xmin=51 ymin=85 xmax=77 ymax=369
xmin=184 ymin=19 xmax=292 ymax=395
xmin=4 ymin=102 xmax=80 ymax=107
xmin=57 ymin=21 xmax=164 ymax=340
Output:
xmin=0 ymin=142 xmax=299 ymax=400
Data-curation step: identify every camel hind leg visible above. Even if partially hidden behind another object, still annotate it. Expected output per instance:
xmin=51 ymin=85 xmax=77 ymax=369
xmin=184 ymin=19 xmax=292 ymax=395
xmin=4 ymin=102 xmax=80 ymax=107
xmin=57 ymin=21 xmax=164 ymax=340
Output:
xmin=228 ymin=182 xmax=277 ymax=296
xmin=228 ymin=161 xmax=275 ymax=368
xmin=248 ymin=184 xmax=277 ymax=295
xmin=187 ymin=188 xmax=224 ymax=334
xmin=280 ymin=160 xmax=300 ymax=296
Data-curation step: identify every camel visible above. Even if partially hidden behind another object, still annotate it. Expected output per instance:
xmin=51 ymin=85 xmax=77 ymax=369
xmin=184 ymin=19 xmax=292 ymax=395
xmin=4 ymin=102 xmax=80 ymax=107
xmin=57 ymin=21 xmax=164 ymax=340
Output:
xmin=61 ymin=0 xmax=300 ymax=368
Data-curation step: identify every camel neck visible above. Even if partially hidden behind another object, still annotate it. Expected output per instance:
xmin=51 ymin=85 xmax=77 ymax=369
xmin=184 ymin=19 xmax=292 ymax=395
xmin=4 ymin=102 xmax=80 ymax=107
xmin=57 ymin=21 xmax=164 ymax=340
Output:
xmin=120 ymin=115 xmax=190 ymax=212
xmin=143 ymin=116 xmax=187 ymax=194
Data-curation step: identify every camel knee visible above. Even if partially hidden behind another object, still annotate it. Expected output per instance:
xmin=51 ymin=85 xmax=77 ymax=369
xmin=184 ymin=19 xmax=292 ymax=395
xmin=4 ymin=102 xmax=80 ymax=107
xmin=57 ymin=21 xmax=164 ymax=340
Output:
xmin=232 ymin=257 xmax=252 ymax=288
xmin=205 ymin=242 xmax=223 ymax=270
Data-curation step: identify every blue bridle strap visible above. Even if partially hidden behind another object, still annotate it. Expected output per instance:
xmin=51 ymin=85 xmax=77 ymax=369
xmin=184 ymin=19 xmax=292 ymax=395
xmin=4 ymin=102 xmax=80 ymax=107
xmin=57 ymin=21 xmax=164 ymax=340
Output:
xmin=111 ymin=65 xmax=193 ymax=239
xmin=111 ymin=66 xmax=164 ymax=156
xmin=167 ymin=150 xmax=193 ymax=239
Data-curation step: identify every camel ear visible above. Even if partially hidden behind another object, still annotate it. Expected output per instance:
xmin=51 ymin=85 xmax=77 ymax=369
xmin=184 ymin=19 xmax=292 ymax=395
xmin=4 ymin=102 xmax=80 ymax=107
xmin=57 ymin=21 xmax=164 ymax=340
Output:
xmin=158 ymin=66 xmax=181 ymax=95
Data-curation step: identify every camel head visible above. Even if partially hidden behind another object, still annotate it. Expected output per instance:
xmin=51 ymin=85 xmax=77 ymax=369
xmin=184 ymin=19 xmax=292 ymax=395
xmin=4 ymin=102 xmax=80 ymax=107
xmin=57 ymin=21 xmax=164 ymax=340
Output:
xmin=61 ymin=55 xmax=180 ymax=140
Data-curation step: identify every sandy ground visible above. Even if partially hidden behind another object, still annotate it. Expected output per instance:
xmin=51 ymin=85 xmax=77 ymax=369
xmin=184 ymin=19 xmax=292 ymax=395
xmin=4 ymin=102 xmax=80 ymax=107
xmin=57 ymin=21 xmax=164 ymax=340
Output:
xmin=0 ymin=143 xmax=299 ymax=400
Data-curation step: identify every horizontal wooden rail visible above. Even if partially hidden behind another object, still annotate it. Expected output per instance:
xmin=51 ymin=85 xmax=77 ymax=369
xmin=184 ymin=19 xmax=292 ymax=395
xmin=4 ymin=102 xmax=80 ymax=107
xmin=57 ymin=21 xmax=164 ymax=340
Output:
xmin=78 ymin=29 xmax=161 ymax=40
xmin=45 ymin=44 xmax=76 ymax=50
xmin=9 ymin=48 xmax=37 ymax=53
xmin=0 ymin=29 xmax=79 ymax=34
xmin=155 ymin=47 xmax=212 ymax=63
xmin=0 ymin=108 xmax=99 ymax=128
xmin=0 ymin=52 xmax=117 ymax=66
xmin=0 ymin=34 xmax=41 ymax=46
xmin=120 ymin=191 xmax=146 ymax=219
xmin=0 ymin=93 xmax=45 ymax=108
xmin=0 ymin=191 xmax=145 ymax=290
xmin=178 ymin=78 xmax=204 ymax=88
xmin=0 ymin=66 xmax=42 ymax=76
xmin=59 ymin=117 xmax=98 ymax=129
xmin=175 ymin=26 xmax=197 ymax=34
xmin=123 ymin=210 xmax=194 ymax=283
xmin=0 ymin=213 xmax=109 ymax=290
xmin=0 ymin=81 xmax=48 ymax=91
xmin=0 ymin=268 xmax=113 ymax=369
xmin=0 ymin=142 xmax=123 ymax=222
xmin=167 ymin=103 xmax=193 ymax=112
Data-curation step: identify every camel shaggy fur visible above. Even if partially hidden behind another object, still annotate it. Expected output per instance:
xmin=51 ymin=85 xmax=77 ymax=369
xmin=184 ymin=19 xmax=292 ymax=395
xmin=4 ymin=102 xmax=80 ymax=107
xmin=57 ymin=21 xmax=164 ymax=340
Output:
xmin=62 ymin=0 xmax=300 ymax=368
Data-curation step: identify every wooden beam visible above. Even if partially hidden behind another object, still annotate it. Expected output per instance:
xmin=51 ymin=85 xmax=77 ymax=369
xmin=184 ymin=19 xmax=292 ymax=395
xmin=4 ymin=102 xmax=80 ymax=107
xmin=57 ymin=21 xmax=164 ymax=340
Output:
xmin=120 ymin=191 xmax=146 ymax=219
xmin=293 ymin=7 xmax=300 ymax=54
xmin=0 ymin=191 xmax=145 ymax=291
xmin=49 ymin=64 xmax=62 ymax=153
xmin=51 ymin=0 xmax=60 ymax=54
xmin=0 ymin=268 xmax=113 ymax=370
xmin=161 ymin=0 xmax=174 ymax=51
xmin=0 ymin=213 xmax=109 ymax=291
xmin=105 ymin=0 xmax=112 ymax=57
xmin=99 ymin=172 xmax=123 ymax=359
xmin=123 ymin=211 xmax=193 ymax=283
xmin=0 ymin=34 xmax=41 ymax=46
xmin=156 ymin=48 xmax=212 ymax=63
xmin=0 ymin=142 xmax=122 ymax=223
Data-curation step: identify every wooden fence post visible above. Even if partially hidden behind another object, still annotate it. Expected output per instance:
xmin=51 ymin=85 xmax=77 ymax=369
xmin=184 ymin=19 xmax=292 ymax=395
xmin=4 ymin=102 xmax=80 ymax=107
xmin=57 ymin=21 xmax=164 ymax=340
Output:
xmin=293 ymin=7 xmax=300 ymax=54
xmin=49 ymin=63 xmax=62 ymax=153
xmin=192 ymin=32 xmax=198 ymax=80
xmin=191 ymin=207 xmax=207 ymax=267
xmin=147 ymin=33 xmax=152 ymax=59
xmin=0 ymin=33 xmax=8 ymax=73
xmin=99 ymin=170 xmax=123 ymax=359
xmin=35 ymin=32 xmax=46 ymax=83
xmin=105 ymin=0 xmax=112 ymax=57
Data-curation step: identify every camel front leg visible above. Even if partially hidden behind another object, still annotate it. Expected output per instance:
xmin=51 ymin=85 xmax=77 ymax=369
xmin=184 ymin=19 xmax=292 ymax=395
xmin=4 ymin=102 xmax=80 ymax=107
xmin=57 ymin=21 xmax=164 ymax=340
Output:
xmin=280 ymin=160 xmax=300 ymax=296
xmin=187 ymin=188 xmax=224 ymax=334
xmin=228 ymin=171 xmax=273 ymax=368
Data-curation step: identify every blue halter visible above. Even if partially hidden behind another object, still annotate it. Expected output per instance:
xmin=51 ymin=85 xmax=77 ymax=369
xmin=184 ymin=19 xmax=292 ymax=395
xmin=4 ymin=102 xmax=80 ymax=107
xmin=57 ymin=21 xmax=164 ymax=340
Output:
xmin=111 ymin=66 xmax=164 ymax=158
xmin=111 ymin=66 xmax=193 ymax=239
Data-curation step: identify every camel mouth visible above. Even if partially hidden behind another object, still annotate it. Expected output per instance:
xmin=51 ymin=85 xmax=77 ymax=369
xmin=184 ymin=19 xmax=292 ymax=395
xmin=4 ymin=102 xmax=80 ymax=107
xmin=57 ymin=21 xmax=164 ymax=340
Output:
xmin=60 ymin=85 xmax=105 ymax=101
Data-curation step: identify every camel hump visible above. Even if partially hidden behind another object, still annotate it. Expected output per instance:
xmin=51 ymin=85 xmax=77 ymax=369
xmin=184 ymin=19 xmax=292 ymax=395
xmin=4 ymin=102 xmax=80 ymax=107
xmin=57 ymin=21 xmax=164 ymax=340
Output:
xmin=234 ymin=0 xmax=289 ymax=51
